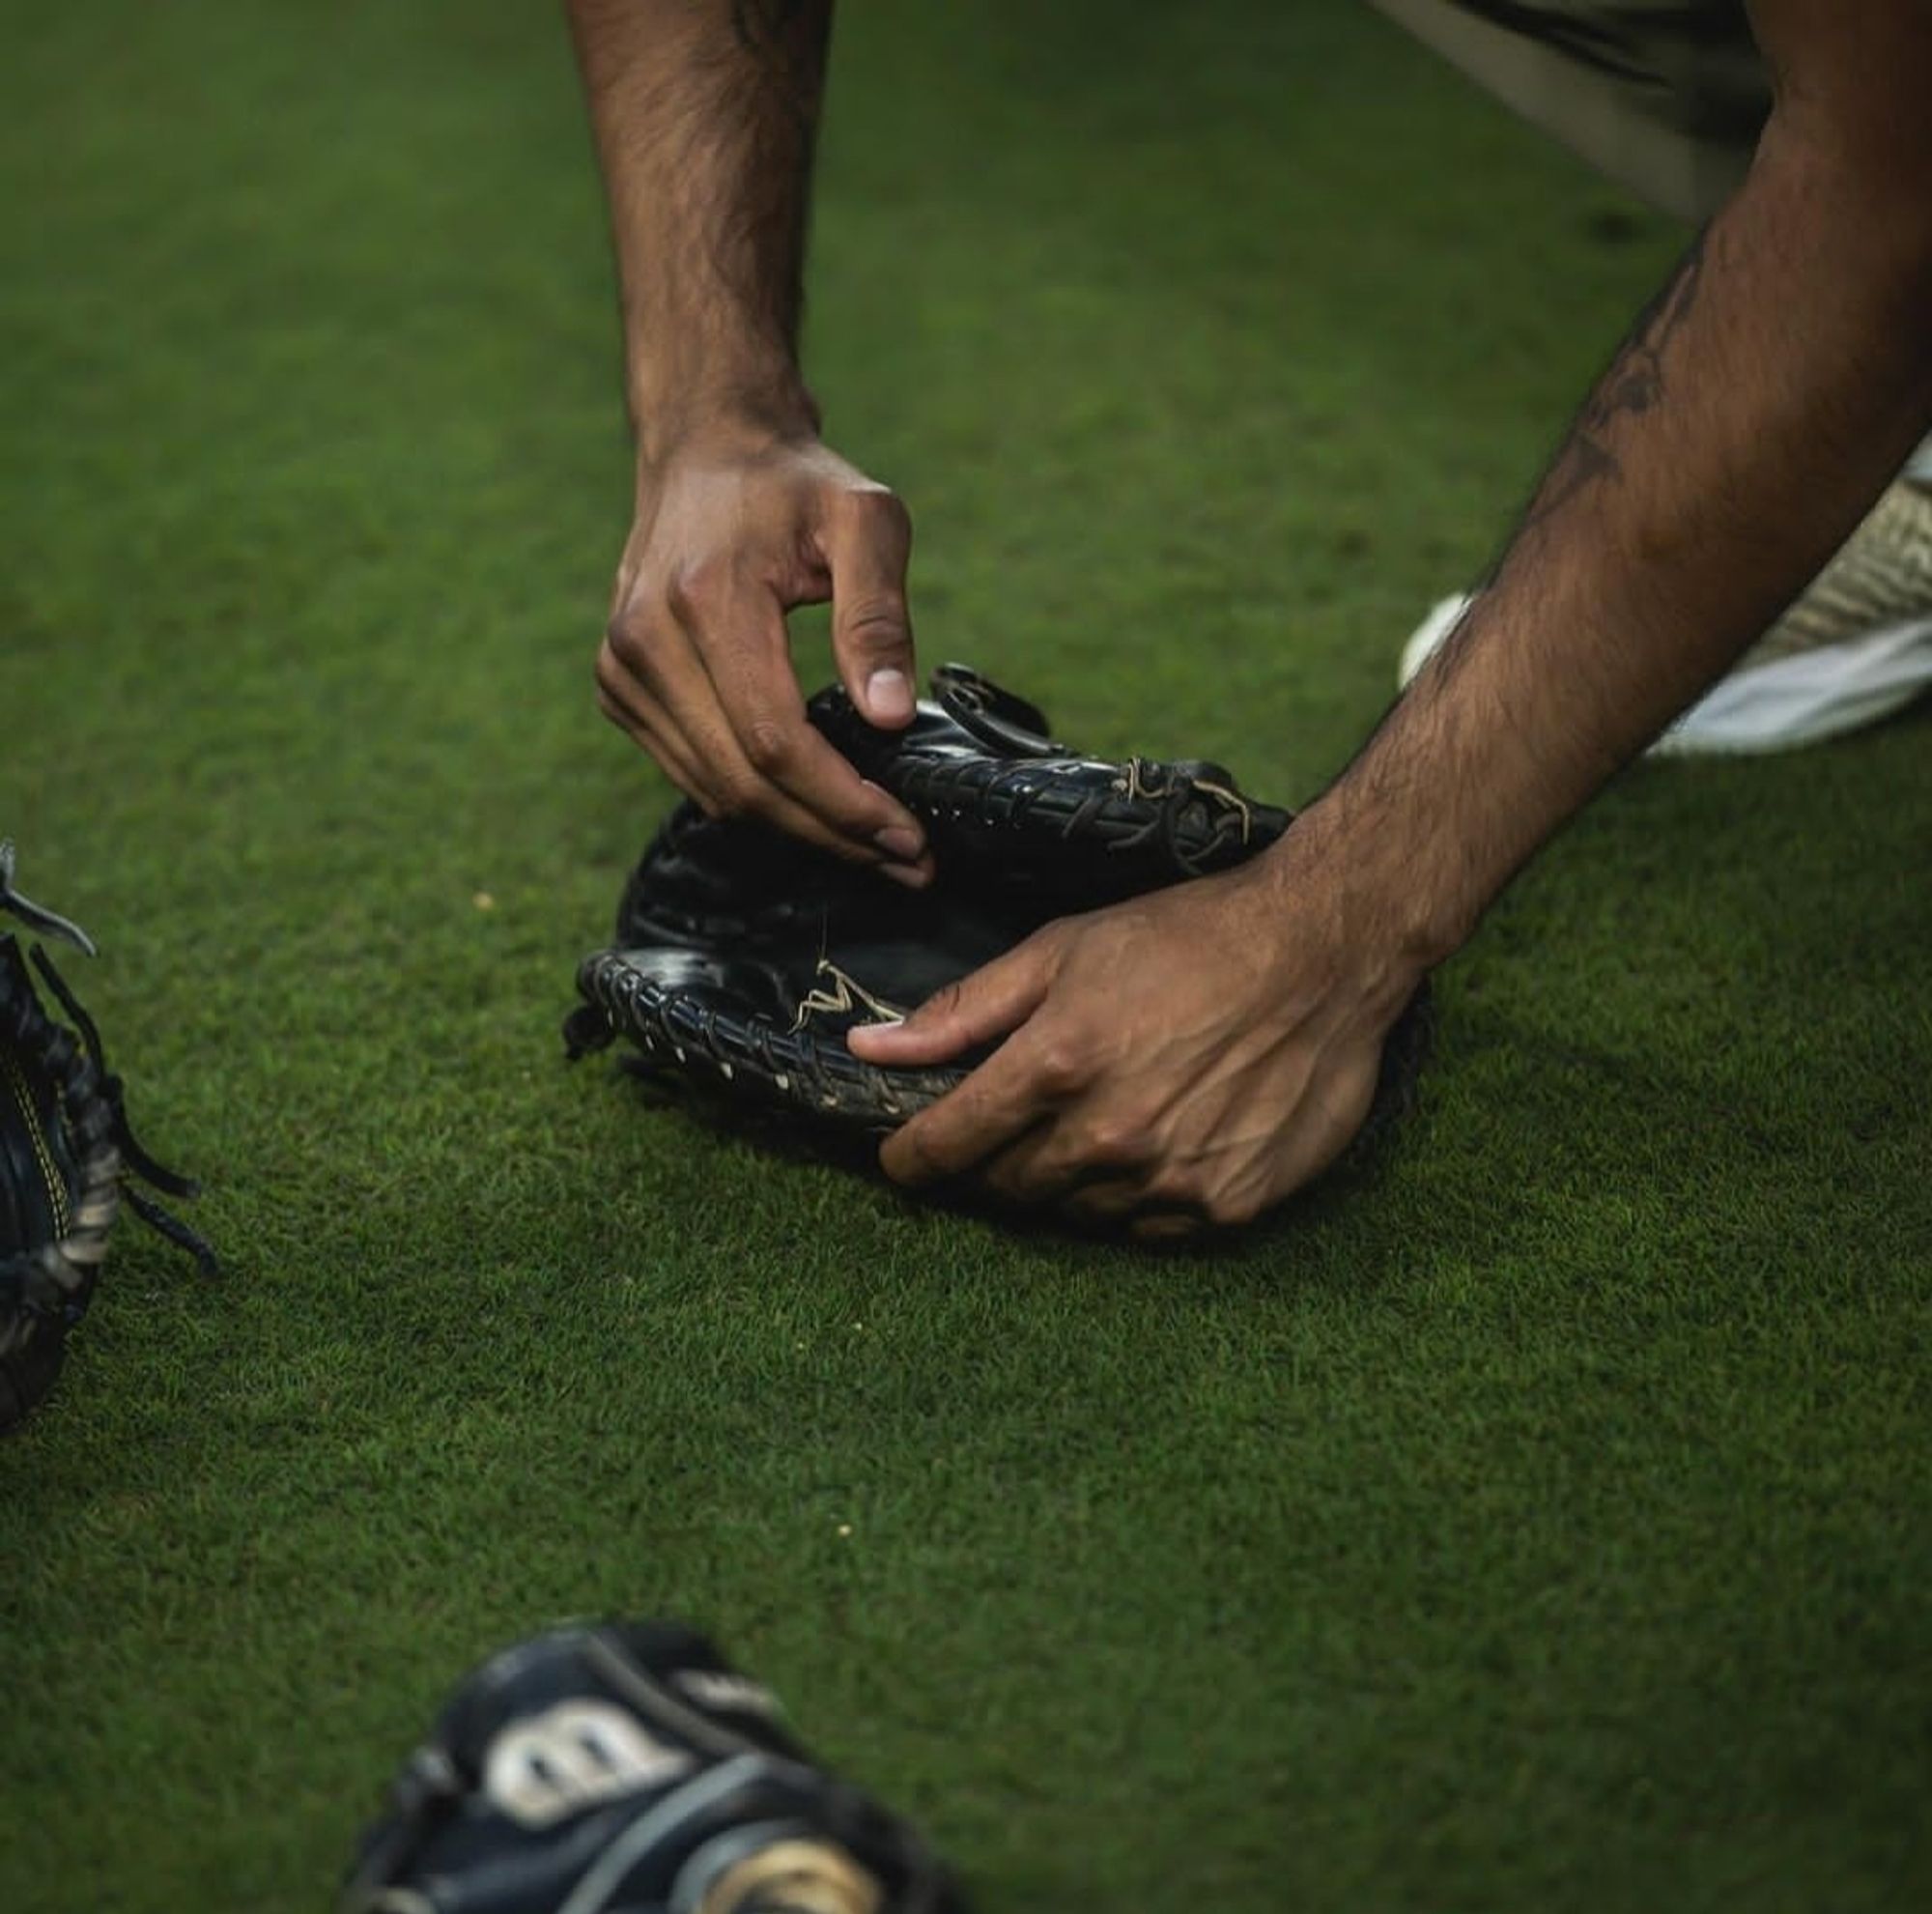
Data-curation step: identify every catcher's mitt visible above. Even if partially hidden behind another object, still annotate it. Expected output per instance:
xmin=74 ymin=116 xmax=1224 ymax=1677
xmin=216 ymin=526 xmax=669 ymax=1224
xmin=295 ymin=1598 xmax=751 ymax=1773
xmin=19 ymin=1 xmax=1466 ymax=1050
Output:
xmin=341 ymin=1619 xmax=967 ymax=1914
xmin=0 ymin=841 xmax=215 ymax=1432
xmin=566 ymin=666 xmax=1430 ymax=1167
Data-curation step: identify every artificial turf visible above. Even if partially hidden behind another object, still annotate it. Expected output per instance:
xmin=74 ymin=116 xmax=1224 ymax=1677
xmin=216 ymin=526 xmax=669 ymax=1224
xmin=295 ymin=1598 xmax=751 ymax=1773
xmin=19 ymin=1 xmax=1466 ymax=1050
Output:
xmin=3 ymin=2 xmax=1928 ymax=1909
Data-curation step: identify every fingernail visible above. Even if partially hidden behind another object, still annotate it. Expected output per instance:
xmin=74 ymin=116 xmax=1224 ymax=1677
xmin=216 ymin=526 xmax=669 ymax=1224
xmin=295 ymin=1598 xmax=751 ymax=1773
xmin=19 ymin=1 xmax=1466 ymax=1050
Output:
xmin=875 ymin=823 xmax=924 ymax=861
xmin=866 ymin=668 xmax=914 ymax=723
xmin=878 ymin=862 xmax=930 ymax=889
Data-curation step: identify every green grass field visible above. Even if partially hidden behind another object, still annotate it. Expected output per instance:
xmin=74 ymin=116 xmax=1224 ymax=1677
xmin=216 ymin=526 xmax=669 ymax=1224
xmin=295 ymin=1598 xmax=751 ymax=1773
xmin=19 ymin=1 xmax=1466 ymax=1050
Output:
xmin=4 ymin=3 xmax=1928 ymax=1909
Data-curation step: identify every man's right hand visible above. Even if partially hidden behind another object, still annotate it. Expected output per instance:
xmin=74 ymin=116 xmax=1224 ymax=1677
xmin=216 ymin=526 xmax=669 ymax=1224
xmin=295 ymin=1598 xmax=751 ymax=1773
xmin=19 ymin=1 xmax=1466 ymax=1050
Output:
xmin=596 ymin=428 xmax=934 ymax=884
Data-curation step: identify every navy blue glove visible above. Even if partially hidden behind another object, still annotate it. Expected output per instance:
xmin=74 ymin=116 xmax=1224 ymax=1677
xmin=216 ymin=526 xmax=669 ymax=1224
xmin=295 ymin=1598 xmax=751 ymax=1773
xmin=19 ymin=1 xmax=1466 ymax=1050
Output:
xmin=341 ymin=1620 xmax=967 ymax=1914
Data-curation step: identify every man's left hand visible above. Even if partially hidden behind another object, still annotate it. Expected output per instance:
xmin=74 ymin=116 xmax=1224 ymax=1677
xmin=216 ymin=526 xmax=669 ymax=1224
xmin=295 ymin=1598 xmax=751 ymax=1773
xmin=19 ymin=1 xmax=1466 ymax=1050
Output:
xmin=846 ymin=812 xmax=1427 ymax=1238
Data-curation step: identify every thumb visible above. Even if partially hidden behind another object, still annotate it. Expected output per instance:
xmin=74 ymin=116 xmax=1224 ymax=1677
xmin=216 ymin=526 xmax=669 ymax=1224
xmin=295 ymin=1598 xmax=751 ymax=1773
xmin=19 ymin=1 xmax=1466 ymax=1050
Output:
xmin=847 ymin=940 xmax=1055 ymax=1066
xmin=822 ymin=485 xmax=917 ymax=728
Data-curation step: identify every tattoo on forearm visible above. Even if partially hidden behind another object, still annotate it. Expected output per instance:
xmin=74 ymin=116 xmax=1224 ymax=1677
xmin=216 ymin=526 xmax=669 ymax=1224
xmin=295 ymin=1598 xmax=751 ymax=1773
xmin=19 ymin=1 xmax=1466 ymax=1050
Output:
xmin=1523 ymin=227 xmax=1709 ymax=529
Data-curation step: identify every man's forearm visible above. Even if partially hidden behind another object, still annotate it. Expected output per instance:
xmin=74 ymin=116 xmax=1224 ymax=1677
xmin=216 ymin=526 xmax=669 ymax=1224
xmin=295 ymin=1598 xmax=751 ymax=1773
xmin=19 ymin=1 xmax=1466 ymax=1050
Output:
xmin=1321 ymin=43 xmax=1932 ymax=966
xmin=564 ymin=0 xmax=832 ymax=459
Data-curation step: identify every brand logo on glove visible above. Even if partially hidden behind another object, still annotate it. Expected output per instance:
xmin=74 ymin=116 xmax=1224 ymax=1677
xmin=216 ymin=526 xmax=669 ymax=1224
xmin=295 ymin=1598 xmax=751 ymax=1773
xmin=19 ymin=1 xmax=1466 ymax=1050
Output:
xmin=485 ymin=1700 xmax=692 ymax=1827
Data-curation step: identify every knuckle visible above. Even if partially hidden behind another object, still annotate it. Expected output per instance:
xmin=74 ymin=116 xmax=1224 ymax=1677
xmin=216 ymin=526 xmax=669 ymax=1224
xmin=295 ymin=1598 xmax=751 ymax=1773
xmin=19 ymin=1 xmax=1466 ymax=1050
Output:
xmin=1031 ymin=1039 xmax=1090 ymax=1098
xmin=1019 ymin=923 xmax=1070 ymax=973
xmin=604 ymin=612 xmax=645 ymax=661
xmin=843 ymin=484 xmax=911 ymax=538
xmin=838 ymin=596 xmax=910 ymax=648
xmin=664 ymin=562 xmax=724 ymax=624
xmin=604 ymin=616 xmax=668 ymax=690
xmin=740 ymin=716 xmax=797 ymax=776
xmin=1077 ymin=1113 xmax=1151 ymax=1167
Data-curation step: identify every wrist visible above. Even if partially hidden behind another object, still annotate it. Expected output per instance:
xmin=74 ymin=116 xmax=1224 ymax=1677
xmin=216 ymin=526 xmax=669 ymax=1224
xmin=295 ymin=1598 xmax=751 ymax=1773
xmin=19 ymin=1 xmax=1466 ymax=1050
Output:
xmin=631 ymin=372 xmax=822 ymax=472
xmin=1270 ymin=786 xmax=1479 ymax=985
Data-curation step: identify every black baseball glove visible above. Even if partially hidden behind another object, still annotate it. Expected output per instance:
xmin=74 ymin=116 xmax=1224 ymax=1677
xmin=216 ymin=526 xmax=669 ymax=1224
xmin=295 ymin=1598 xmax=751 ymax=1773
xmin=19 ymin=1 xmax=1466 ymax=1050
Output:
xmin=341 ymin=1619 xmax=967 ymax=1914
xmin=566 ymin=666 xmax=1430 ymax=1167
xmin=0 ymin=842 xmax=215 ymax=1432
